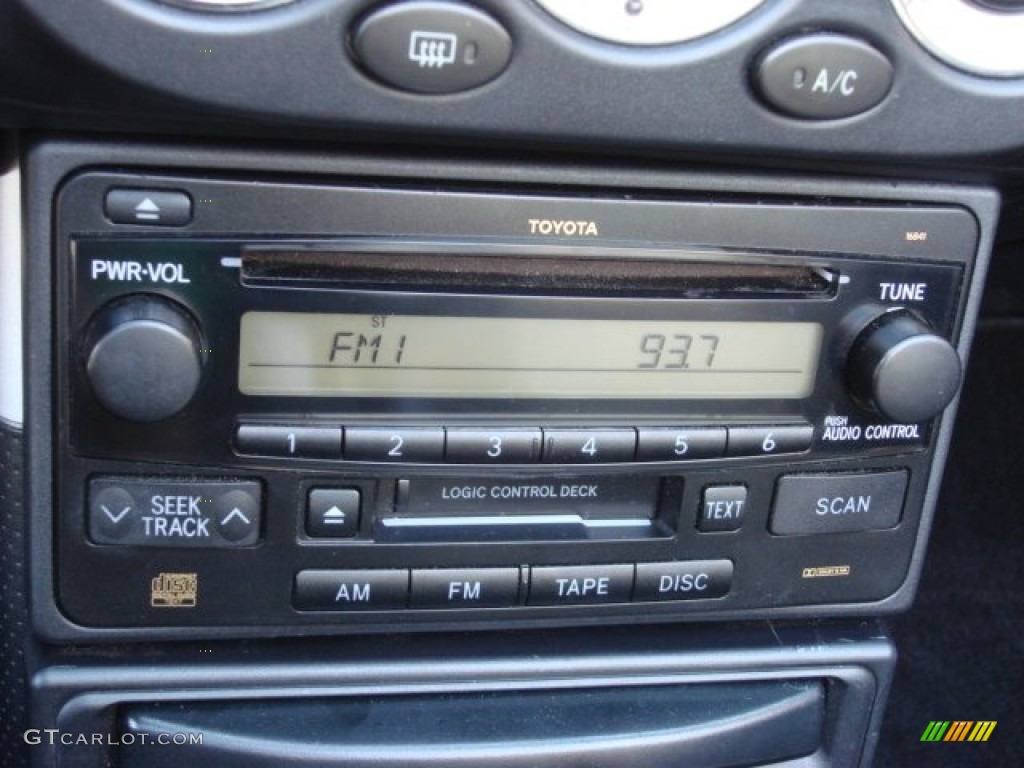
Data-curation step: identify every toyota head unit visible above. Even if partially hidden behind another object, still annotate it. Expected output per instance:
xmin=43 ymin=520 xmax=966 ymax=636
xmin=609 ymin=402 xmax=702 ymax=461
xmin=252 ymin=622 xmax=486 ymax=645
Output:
xmin=44 ymin=167 xmax=991 ymax=637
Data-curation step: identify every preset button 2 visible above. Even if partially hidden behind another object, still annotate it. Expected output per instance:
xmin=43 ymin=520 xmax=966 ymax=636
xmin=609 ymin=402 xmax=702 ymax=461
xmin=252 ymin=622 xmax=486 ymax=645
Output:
xmin=344 ymin=427 xmax=444 ymax=462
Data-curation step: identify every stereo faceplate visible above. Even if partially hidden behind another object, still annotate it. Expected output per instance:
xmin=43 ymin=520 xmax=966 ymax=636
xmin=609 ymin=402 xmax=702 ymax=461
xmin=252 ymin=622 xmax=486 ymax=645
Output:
xmin=48 ymin=168 xmax=986 ymax=635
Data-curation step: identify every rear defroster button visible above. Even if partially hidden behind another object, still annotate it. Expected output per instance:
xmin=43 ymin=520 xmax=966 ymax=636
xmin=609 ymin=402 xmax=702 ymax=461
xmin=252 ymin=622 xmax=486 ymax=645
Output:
xmin=352 ymin=1 xmax=512 ymax=94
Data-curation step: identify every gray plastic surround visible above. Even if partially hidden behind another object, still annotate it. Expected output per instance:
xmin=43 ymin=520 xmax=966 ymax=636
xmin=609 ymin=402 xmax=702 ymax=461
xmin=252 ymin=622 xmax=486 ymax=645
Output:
xmin=8 ymin=0 xmax=1024 ymax=162
xmin=31 ymin=621 xmax=896 ymax=768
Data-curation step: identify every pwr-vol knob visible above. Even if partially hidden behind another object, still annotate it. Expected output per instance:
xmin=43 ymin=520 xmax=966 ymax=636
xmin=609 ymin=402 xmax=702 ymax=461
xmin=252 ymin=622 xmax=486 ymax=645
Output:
xmin=84 ymin=296 xmax=204 ymax=422
xmin=845 ymin=308 xmax=962 ymax=424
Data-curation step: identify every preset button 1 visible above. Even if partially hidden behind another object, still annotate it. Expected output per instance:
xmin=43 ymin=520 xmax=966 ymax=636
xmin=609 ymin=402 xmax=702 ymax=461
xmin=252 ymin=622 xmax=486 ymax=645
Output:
xmin=235 ymin=424 xmax=342 ymax=459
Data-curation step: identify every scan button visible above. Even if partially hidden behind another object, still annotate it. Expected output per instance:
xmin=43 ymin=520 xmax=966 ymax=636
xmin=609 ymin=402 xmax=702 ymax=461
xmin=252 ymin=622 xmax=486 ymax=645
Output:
xmin=770 ymin=470 xmax=908 ymax=535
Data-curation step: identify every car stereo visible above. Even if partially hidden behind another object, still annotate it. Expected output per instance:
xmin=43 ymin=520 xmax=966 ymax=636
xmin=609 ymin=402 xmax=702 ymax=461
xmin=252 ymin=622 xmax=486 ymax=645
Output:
xmin=47 ymin=167 xmax=990 ymax=636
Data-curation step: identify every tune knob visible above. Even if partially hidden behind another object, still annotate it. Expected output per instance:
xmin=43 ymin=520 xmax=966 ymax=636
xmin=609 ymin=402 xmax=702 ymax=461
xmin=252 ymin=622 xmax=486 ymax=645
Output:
xmin=84 ymin=296 xmax=204 ymax=422
xmin=845 ymin=308 xmax=962 ymax=424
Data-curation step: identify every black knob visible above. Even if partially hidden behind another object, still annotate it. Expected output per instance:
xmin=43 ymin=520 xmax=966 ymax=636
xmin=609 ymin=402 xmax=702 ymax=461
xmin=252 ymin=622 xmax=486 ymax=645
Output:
xmin=845 ymin=309 xmax=961 ymax=424
xmin=84 ymin=296 xmax=204 ymax=422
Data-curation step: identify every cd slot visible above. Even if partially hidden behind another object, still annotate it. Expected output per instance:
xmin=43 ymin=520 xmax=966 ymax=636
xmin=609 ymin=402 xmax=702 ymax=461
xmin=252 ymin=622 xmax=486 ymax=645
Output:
xmin=375 ymin=515 xmax=662 ymax=543
xmin=378 ymin=475 xmax=669 ymax=543
xmin=241 ymin=242 xmax=835 ymax=298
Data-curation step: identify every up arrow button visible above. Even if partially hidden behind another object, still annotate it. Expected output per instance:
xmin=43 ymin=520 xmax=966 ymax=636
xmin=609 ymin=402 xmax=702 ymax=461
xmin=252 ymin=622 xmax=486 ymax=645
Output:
xmin=215 ymin=490 xmax=260 ymax=543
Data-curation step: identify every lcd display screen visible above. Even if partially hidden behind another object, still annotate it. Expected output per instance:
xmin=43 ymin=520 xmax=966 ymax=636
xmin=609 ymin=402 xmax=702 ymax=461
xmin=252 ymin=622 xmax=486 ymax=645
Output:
xmin=238 ymin=312 xmax=822 ymax=399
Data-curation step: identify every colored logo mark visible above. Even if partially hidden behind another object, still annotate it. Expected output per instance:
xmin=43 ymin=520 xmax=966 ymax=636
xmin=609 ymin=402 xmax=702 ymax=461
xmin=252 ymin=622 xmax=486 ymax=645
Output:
xmin=920 ymin=721 xmax=996 ymax=742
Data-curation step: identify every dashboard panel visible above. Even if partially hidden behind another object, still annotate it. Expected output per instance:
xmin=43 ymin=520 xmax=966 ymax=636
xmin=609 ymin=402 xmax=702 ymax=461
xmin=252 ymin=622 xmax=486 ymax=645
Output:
xmin=2 ymin=1 xmax=1023 ymax=766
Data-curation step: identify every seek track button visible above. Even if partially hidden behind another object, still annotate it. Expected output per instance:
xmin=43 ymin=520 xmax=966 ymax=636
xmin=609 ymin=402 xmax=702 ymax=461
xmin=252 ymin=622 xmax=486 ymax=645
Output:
xmin=215 ymin=488 xmax=261 ymax=542
xmin=88 ymin=477 xmax=262 ymax=547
